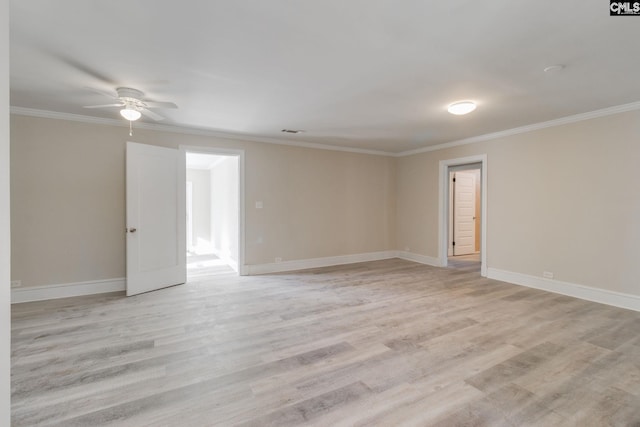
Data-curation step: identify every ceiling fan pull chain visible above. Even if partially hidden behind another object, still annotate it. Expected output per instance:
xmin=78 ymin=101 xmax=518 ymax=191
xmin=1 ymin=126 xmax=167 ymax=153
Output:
xmin=129 ymin=120 xmax=133 ymax=136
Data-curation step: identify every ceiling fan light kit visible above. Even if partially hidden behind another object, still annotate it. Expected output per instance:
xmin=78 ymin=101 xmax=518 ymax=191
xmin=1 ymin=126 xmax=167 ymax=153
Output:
xmin=120 ymin=108 xmax=141 ymax=121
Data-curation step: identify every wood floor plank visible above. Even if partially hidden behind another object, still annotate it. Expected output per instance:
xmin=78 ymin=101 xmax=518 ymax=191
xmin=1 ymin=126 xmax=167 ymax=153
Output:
xmin=11 ymin=258 xmax=640 ymax=425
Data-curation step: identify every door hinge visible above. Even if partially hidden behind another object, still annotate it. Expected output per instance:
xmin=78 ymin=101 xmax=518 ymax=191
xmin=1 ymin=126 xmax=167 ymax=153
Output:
xmin=452 ymin=241 xmax=455 ymax=246
xmin=453 ymin=177 xmax=456 ymax=182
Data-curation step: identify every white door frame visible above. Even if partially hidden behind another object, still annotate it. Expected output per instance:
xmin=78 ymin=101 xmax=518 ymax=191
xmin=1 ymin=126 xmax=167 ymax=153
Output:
xmin=439 ymin=154 xmax=487 ymax=276
xmin=186 ymin=181 xmax=193 ymax=252
xmin=180 ymin=145 xmax=246 ymax=275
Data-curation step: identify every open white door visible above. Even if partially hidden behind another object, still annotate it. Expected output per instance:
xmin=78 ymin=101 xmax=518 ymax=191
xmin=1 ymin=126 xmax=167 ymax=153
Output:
xmin=126 ymin=142 xmax=186 ymax=296
xmin=452 ymin=171 xmax=476 ymax=256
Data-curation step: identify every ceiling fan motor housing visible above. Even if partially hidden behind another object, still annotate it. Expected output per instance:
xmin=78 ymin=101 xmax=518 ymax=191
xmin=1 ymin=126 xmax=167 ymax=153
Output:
xmin=116 ymin=87 xmax=145 ymax=100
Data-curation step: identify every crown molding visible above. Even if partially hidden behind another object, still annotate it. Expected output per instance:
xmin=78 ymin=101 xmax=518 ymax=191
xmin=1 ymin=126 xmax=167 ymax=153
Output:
xmin=9 ymin=106 xmax=393 ymax=157
xmin=11 ymin=100 xmax=640 ymax=159
xmin=395 ymin=101 xmax=640 ymax=157
xmin=11 ymin=107 xmax=121 ymax=127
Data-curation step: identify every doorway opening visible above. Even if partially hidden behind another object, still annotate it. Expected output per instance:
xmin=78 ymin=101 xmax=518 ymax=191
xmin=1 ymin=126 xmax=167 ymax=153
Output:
xmin=185 ymin=149 xmax=243 ymax=278
xmin=439 ymin=155 xmax=487 ymax=276
xmin=448 ymin=166 xmax=481 ymax=272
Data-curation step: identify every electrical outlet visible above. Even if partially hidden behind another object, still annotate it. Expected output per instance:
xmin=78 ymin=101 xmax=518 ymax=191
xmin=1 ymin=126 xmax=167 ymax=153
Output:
xmin=255 ymin=201 xmax=263 ymax=209
xmin=543 ymin=271 xmax=554 ymax=280
xmin=11 ymin=280 xmax=21 ymax=288
xmin=275 ymin=257 xmax=282 ymax=263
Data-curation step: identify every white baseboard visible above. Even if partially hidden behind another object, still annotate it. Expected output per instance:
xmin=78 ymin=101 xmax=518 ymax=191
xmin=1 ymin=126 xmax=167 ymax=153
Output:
xmin=12 ymin=262 xmax=639 ymax=314
xmin=245 ymin=251 xmax=398 ymax=275
xmin=396 ymin=251 xmax=441 ymax=267
xmin=12 ymin=278 xmax=125 ymax=304
xmin=487 ymin=268 xmax=640 ymax=312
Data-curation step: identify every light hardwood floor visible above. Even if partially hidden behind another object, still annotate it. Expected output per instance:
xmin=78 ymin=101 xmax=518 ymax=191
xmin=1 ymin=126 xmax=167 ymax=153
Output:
xmin=11 ymin=259 xmax=640 ymax=426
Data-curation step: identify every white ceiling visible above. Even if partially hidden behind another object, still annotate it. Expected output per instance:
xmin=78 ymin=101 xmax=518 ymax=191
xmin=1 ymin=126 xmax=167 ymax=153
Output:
xmin=10 ymin=1 xmax=640 ymax=153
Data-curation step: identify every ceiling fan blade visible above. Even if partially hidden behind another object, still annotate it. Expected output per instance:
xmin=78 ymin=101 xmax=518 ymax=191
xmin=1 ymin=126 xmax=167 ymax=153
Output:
xmin=139 ymin=108 xmax=165 ymax=121
xmin=84 ymin=86 xmax=118 ymax=99
xmin=51 ymin=52 xmax=117 ymax=85
xmin=143 ymin=101 xmax=178 ymax=109
xmin=83 ymin=103 xmax=124 ymax=109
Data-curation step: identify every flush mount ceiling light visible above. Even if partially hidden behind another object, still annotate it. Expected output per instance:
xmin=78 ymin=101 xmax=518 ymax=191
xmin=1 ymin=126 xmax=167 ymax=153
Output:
xmin=447 ymin=101 xmax=477 ymax=115
xmin=120 ymin=107 xmax=141 ymax=121
xmin=544 ymin=64 xmax=565 ymax=73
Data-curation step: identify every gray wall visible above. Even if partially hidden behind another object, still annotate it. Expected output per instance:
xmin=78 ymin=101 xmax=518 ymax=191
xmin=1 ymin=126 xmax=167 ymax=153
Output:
xmin=10 ymin=115 xmax=396 ymax=287
xmin=397 ymin=110 xmax=640 ymax=296
xmin=9 ymin=107 xmax=640 ymax=303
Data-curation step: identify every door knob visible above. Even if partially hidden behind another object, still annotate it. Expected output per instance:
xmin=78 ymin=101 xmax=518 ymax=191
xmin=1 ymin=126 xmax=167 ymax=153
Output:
xmin=128 ymin=227 xmax=137 ymax=233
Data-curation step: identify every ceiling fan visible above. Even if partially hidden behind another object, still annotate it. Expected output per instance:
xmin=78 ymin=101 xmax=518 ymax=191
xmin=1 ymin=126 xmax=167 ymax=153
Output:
xmin=84 ymin=87 xmax=177 ymax=122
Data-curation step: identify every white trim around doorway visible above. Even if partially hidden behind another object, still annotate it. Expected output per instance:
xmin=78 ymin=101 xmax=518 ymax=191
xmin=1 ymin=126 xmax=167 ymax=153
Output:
xmin=439 ymin=154 xmax=488 ymax=277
